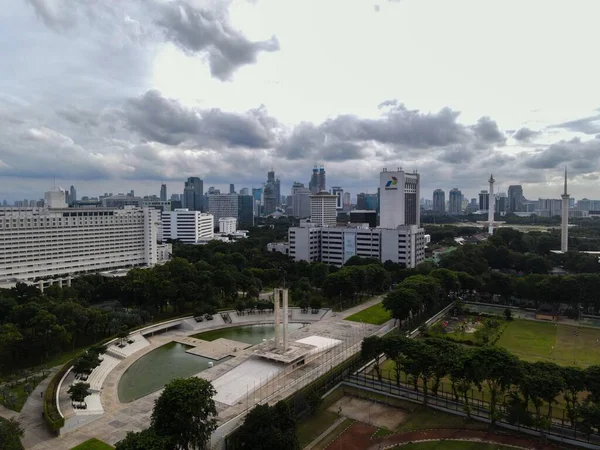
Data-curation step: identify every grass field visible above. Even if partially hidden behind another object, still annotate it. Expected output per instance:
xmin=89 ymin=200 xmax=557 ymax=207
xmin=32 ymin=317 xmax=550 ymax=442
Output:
xmin=70 ymin=438 xmax=114 ymax=450
xmin=396 ymin=442 xmax=518 ymax=449
xmin=0 ymin=375 xmax=46 ymax=412
xmin=496 ymin=319 xmax=600 ymax=367
xmin=345 ymin=303 xmax=391 ymax=325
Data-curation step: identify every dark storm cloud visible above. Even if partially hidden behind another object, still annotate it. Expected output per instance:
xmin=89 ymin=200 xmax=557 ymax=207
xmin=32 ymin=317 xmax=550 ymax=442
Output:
xmin=524 ymin=137 xmax=600 ymax=172
xmin=278 ymin=102 xmax=503 ymax=163
xmin=472 ymin=116 xmax=506 ymax=145
xmin=155 ymin=1 xmax=280 ymax=80
xmin=552 ymin=113 xmax=600 ymax=135
xmin=513 ymin=127 xmax=539 ymax=142
xmin=124 ymin=90 xmax=279 ymax=148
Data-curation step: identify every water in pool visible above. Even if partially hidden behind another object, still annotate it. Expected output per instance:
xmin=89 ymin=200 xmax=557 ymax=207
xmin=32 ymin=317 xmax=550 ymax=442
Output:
xmin=192 ymin=323 xmax=305 ymax=345
xmin=118 ymin=342 xmax=226 ymax=403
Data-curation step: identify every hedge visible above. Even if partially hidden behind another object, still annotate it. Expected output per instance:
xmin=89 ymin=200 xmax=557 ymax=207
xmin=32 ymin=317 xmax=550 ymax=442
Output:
xmin=43 ymin=363 xmax=69 ymax=433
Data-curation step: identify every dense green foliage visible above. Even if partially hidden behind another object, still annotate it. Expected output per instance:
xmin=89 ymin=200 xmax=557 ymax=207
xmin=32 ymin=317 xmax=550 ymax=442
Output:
xmin=116 ymin=377 xmax=218 ymax=450
xmin=363 ymin=335 xmax=600 ymax=431
xmin=234 ymin=401 xmax=300 ymax=450
xmin=0 ymin=417 xmax=24 ymax=450
xmin=70 ymin=438 xmax=114 ymax=450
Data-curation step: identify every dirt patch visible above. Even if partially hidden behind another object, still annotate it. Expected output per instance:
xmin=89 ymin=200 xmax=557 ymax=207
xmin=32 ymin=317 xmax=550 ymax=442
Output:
xmin=327 ymin=396 xmax=406 ymax=430
xmin=325 ymin=424 xmax=565 ymax=450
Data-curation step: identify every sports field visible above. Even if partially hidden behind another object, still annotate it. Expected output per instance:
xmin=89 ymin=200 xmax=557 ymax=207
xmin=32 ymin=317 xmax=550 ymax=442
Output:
xmin=496 ymin=319 xmax=600 ymax=367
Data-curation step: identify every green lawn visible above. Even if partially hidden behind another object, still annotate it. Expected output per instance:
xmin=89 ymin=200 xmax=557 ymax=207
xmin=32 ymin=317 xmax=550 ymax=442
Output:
xmin=0 ymin=375 xmax=46 ymax=412
xmin=345 ymin=303 xmax=391 ymax=325
xmin=397 ymin=441 xmax=518 ymax=449
xmin=496 ymin=319 xmax=600 ymax=366
xmin=70 ymin=438 xmax=114 ymax=450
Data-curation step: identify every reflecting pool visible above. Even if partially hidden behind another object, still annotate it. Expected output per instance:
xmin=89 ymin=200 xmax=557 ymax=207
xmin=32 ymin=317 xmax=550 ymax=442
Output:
xmin=118 ymin=342 xmax=227 ymax=403
xmin=192 ymin=323 xmax=305 ymax=345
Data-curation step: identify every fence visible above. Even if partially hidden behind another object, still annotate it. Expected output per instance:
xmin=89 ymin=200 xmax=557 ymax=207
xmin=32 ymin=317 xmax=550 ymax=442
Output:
xmin=210 ymin=321 xmax=395 ymax=449
xmin=347 ymin=370 xmax=600 ymax=448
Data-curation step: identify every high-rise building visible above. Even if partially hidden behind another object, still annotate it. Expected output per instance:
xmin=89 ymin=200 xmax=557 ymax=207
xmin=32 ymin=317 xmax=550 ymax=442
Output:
xmin=309 ymin=166 xmax=319 ymax=194
xmin=318 ymin=166 xmax=326 ymax=192
xmin=0 ymin=202 xmax=168 ymax=284
xmin=291 ymin=183 xmax=311 ymax=218
xmin=69 ymin=185 xmax=77 ymax=205
xmin=161 ymin=209 xmax=214 ymax=244
xmin=263 ymin=184 xmax=277 ymax=214
xmin=479 ymin=190 xmax=490 ymax=211
xmin=160 ymin=184 xmax=167 ymax=202
xmin=331 ymin=186 xmax=344 ymax=210
xmin=239 ymin=188 xmax=249 ymax=196
xmin=229 ymin=184 xmax=235 ymax=194
xmin=183 ymin=177 xmax=204 ymax=211
xmin=219 ymin=217 xmax=237 ymax=234
xmin=267 ymin=169 xmax=275 ymax=183
xmin=448 ymin=188 xmax=463 ymax=215
xmin=343 ymin=192 xmax=351 ymax=207
xmin=561 ymin=168 xmax=569 ymax=252
xmin=237 ymin=195 xmax=254 ymax=227
xmin=274 ymin=178 xmax=281 ymax=206
xmin=433 ymin=189 xmax=446 ymax=213
xmin=379 ymin=168 xmax=420 ymax=228
xmin=309 ymin=192 xmax=337 ymax=226
xmin=507 ymin=185 xmax=523 ymax=212
xmin=495 ymin=193 xmax=507 ymax=214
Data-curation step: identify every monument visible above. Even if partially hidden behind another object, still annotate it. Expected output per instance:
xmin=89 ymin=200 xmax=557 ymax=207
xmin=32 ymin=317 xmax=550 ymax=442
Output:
xmin=478 ymin=174 xmax=504 ymax=235
xmin=561 ymin=167 xmax=569 ymax=252
xmin=273 ymin=288 xmax=290 ymax=350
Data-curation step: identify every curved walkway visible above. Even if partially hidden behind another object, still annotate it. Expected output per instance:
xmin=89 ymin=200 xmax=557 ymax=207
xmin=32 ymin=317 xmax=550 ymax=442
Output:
xmin=325 ymin=423 xmax=565 ymax=450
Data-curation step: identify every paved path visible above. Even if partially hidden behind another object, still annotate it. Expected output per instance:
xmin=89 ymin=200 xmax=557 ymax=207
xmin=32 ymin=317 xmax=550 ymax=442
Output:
xmin=0 ymin=403 xmax=19 ymax=420
xmin=325 ymin=423 xmax=566 ymax=450
xmin=304 ymin=417 xmax=346 ymax=450
xmin=19 ymin=368 xmax=59 ymax=450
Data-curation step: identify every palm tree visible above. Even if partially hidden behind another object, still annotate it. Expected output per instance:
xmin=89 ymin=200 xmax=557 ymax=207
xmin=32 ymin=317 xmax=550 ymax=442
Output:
xmin=68 ymin=382 xmax=90 ymax=403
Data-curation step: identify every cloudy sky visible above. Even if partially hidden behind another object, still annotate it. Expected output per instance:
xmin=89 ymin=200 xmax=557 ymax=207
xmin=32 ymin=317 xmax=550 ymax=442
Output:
xmin=2 ymin=0 xmax=600 ymax=203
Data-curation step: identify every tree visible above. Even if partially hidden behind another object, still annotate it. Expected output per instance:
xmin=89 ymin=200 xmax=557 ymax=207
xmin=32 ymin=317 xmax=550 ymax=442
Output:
xmin=361 ymin=336 xmax=383 ymax=381
xmin=382 ymin=288 xmax=421 ymax=328
xmin=562 ymin=366 xmax=586 ymax=424
xmin=68 ymin=382 xmax=90 ymax=403
xmin=116 ymin=428 xmax=170 ymax=450
xmin=0 ymin=417 xmax=24 ymax=450
xmin=236 ymin=401 xmax=300 ymax=450
xmin=468 ymin=347 xmax=522 ymax=425
xmin=151 ymin=378 xmax=218 ymax=450
xmin=504 ymin=308 xmax=513 ymax=321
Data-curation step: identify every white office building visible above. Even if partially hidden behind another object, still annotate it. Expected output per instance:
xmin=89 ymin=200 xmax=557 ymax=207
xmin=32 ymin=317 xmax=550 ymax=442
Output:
xmin=288 ymin=223 xmax=425 ymax=268
xmin=0 ymin=203 xmax=167 ymax=284
xmin=309 ymin=192 xmax=337 ymax=227
xmin=219 ymin=217 xmax=237 ymax=234
xmin=379 ymin=168 xmax=420 ymax=228
xmin=161 ymin=209 xmax=214 ymax=244
xmin=281 ymin=169 xmax=425 ymax=268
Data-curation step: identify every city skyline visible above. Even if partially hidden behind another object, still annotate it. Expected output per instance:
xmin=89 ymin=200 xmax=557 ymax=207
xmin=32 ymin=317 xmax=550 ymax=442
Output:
xmin=2 ymin=1 xmax=600 ymax=202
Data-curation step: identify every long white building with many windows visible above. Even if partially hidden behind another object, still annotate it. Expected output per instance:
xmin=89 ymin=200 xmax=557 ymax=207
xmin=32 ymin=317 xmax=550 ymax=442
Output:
xmin=0 ymin=205 xmax=169 ymax=285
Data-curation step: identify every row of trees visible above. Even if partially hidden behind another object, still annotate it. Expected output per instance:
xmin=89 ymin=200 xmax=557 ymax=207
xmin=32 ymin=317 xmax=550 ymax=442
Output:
xmin=362 ymin=335 xmax=600 ymax=433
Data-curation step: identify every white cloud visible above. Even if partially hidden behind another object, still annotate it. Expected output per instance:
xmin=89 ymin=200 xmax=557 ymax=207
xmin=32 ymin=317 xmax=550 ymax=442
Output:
xmin=1 ymin=0 xmax=600 ymax=203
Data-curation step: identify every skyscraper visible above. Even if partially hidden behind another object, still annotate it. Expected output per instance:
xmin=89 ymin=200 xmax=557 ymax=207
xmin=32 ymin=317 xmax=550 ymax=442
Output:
xmin=69 ymin=185 xmax=77 ymax=205
xmin=160 ymin=184 xmax=167 ymax=202
xmin=379 ymin=168 xmax=420 ymax=228
xmin=274 ymin=178 xmax=281 ymax=206
xmin=309 ymin=165 xmax=319 ymax=194
xmin=479 ymin=190 xmax=489 ymax=211
xmin=433 ymin=189 xmax=446 ymax=213
xmin=448 ymin=188 xmax=462 ymax=215
xmin=343 ymin=192 xmax=351 ymax=207
xmin=318 ymin=166 xmax=326 ymax=192
xmin=267 ymin=169 xmax=275 ymax=183
xmin=507 ymin=185 xmax=523 ymax=212
xmin=331 ymin=186 xmax=343 ymax=210
xmin=263 ymin=183 xmax=277 ymax=214
xmin=229 ymin=184 xmax=235 ymax=194
xmin=309 ymin=192 xmax=337 ymax=226
xmin=183 ymin=177 xmax=203 ymax=211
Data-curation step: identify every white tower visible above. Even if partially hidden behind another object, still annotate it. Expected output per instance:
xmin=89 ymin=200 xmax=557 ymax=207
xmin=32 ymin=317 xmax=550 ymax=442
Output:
xmin=561 ymin=168 xmax=569 ymax=252
xmin=487 ymin=174 xmax=496 ymax=234
xmin=477 ymin=174 xmax=504 ymax=234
